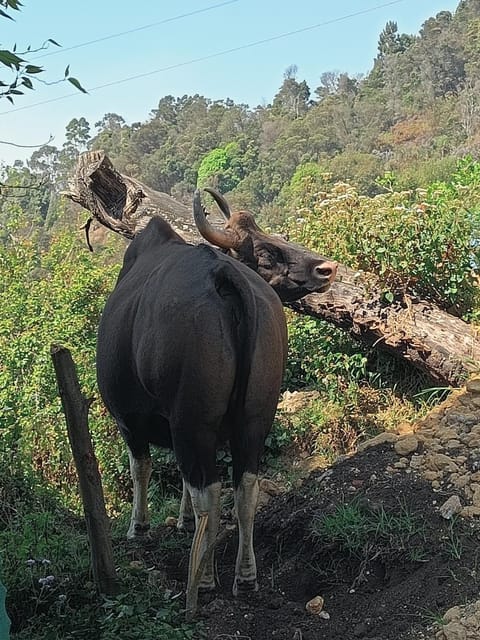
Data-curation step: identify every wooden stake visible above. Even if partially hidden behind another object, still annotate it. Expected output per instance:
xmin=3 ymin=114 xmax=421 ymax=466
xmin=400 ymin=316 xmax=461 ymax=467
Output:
xmin=50 ymin=344 xmax=119 ymax=595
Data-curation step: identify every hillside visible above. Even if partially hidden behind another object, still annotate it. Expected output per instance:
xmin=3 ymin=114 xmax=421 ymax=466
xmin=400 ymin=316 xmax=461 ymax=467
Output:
xmin=99 ymin=379 xmax=480 ymax=640
xmin=3 ymin=1 xmax=480 ymax=233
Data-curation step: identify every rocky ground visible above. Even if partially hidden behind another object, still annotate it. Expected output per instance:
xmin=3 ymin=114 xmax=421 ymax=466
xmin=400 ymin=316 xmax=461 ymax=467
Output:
xmin=126 ymin=377 xmax=480 ymax=640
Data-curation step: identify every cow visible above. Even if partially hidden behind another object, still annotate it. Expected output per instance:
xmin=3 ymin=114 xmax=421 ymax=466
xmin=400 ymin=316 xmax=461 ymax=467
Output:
xmin=96 ymin=190 xmax=337 ymax=616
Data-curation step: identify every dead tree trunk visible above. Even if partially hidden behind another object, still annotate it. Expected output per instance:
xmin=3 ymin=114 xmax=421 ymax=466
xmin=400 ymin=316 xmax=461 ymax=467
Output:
xmin=51 ymin=344 xmax=119 ymax=595
xmin=63 ymin=151 xmax=480 ymax=387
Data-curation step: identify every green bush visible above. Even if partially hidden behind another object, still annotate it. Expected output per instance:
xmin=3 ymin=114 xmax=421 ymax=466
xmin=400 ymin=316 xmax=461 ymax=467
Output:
xmin=0 ymin=225 xmax=128 ymax=512
xmin=284 ymin=157 xmax=480 ymax=315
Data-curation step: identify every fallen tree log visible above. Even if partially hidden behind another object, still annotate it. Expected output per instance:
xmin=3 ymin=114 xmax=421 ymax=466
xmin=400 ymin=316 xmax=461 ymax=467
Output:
xmin=64 ymin=151 xmax=480 ymax=387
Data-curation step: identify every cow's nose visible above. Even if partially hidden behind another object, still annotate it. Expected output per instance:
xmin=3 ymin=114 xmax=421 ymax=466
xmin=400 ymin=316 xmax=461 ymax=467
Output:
xmin=314 ymin=261 xmax=338 ymax=282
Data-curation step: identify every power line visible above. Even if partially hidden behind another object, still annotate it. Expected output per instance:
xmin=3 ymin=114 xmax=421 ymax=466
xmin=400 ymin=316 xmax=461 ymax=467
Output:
xmin=1 ymin=0 xmax=406 ymax=117
xmin=33 ymin=0 xmax=241 ymax=60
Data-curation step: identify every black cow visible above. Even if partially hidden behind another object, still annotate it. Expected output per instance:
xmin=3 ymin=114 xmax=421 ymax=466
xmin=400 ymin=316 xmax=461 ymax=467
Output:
xmin=97 ymin=190 xmax=336 ymax=615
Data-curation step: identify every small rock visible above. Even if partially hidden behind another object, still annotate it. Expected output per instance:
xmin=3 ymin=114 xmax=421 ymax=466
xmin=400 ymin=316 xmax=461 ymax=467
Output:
xmin=394 ymin=435 xmax=419 ymax=456
xmin=445 ymin=440 xmax=462 ymax=450
xmin=424 ymin=470 xmax=441 ymax=481
xmin=466 ymin=434 xmax=480 ymax=448
xmin=453 ymin=474 xmax=471 ymax=489
xmin=428 ymin=453 xmax=460 ymax=473
xmin=460 ymin=505 xmax=480 ymax=517
xmin=410 ymin=455 xmax=423 ymax=470
xmin=165 ymin=516 xmax=177 ymax=527
xmin=439 ymin=495 xmax=462 ymax=519
xmin=466 ymin=377 xmax=480 ymax=394
xmin=305 ymin=595 xmax=324 ymax=615
xmin=357 ymin=432 xmax=397 ymax=452
xmin=443 ymin=606 xmax=461 ymax=623
xmin=318 ymin=611 xmax=330 ymax=620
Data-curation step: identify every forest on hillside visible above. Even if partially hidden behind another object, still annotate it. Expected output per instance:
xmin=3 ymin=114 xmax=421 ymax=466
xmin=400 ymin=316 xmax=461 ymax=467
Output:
xmin=3 ymin=0 xmax=480 ymax=233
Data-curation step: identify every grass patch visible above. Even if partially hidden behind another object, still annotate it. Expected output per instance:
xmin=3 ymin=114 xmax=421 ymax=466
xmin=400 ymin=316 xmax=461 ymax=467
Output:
xmin=310 ymin=498 xmax=426 ymax=559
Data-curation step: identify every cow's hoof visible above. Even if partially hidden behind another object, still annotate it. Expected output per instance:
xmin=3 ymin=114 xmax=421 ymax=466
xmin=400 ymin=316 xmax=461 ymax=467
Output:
xmin=232 ymin=577 xmax=258 ymax=596
xmin=127 ymin=522 xmax=151 ymax=539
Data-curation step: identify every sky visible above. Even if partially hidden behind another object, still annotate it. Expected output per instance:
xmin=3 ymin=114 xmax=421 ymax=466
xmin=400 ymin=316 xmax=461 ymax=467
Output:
xmin=0 ymin=0 xmax=460 ymax=166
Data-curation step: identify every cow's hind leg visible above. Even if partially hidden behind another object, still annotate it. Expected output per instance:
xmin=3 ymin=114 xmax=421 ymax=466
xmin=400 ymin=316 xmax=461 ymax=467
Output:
xmin=126 ymin=446 xmax=152 ymax=539
xmin=233 ymin=471 xmax=259 ymax=595
xmin=186 ymin=480 xmax=222 ymax=590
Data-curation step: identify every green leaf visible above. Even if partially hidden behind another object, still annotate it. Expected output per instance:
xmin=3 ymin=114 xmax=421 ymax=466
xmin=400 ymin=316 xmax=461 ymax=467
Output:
xmin=24 ymin=64 xmax=43 ymax=74
xmin=67 ymin=76 xmax=87 ymax=93
xmin=0 ymin=8 xmax=14 ymax=19
xmin=47 ymin=38 xmax=61 ymax=47
xmin=383 ymin=291 xmax=394 ymax=303
xmin=0 ymin=49 xmax=24 ymax=69
xmin=64 ymin=64 xmax=70 ymax=78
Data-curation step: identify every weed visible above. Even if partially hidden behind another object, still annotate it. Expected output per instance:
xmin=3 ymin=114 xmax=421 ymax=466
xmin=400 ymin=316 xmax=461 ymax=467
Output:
xmin=444 ymin=518 xmax=464 ymax=560
xmin=310 ymin=498 xmax=426 ymax=559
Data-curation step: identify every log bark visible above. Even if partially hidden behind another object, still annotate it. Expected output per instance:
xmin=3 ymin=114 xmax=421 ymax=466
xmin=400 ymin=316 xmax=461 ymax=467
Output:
xmin=51 ymin=344 xmax=119 ymax=595
xmin=64 ymin=151 xmax=480 ymax=387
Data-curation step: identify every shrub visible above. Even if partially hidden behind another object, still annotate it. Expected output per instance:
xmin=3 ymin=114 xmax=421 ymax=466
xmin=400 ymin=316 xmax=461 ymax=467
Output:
xmin=284 ymin=157 xmax=480 ymax=315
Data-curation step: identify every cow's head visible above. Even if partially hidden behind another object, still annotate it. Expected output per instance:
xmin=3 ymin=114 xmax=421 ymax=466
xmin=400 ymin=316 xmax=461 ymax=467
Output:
xmin=193 ymin=189 xmax=337 ymax=302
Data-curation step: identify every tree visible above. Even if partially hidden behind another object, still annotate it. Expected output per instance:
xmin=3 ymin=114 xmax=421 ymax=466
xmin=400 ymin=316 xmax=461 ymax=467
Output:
xmin=272 ymin=65 xmax=311 ymax=118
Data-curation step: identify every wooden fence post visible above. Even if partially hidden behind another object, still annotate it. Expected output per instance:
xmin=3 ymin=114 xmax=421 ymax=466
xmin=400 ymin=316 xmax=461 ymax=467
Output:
xmin=50 ymin=344 xmax=119 ymax=595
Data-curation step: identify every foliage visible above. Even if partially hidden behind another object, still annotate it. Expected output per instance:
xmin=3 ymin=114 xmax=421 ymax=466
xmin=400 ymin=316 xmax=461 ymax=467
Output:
xmin=0 ymin=462 xmax=196 ymax=639
xmin=0 ymin=214 xmax=130 ymax=511
xmin=0 ymin=0 xmax=85 ymax=103
xmin=284 ymin=158 xmax=480 ymax=314
xmin=310 ymin=498 xmax=425 ymax=557
xmin=196 ymin=142 xmax=244 ymax=193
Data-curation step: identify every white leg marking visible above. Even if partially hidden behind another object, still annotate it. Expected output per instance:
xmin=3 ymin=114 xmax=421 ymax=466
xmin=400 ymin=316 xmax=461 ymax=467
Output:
xmin=186 ymin=482 xmax=222 ymax=589
xmin=233 ymin=472 xmax=259 ymax=595
xmin=126 ymin=449 xmax=152 ymax=539
xmin=177 ymin=479 xmax=195 ymax=531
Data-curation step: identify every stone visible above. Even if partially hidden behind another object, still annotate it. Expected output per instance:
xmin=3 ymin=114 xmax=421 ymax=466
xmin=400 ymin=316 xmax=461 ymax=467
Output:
xmin=278 ymin=390 xmax=320 ymax=413
xmin=466 ymin=377 xmax=480 ymax=394
xmin=305 ymin=595 xmax=324 ymax=615
xmin=410 ymin=455 xmax=424 ymax=469
xmin=394 ymin=435 xmax=419 ymax=456
xmin=445 ymin=440 xmax=462 ymax=450
xmin=460 ymin=506 xmax=480 ymax=517
xmin=424 ymin=470 xmax=441 ymax=482
xmin=452 ymin=474 xmax=471 ymax=489
xmin=439 ymin=495 xmax=462 ymax=519
xmin=427 ymin=453 xmax=460 ymax=473
xmin=443 ymin=606 xmax=461 ymax=623
xmin=465 ymin=434 xmax=480 ymax=448
xmin=165 ymin=516 xmax=177 ymax=527
xmin=439 ymin=621 xmax=468 ymax=639
xmin=357 ymin=432 xmax=397 ymax=451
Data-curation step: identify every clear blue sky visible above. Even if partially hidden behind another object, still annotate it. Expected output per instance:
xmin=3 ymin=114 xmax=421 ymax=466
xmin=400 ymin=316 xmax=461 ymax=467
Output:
xmin=0 ymin=0 xmax=459 ymax=165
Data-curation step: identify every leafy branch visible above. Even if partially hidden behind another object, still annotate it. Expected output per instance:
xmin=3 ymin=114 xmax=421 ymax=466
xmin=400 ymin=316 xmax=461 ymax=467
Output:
xmin=0 ymin=0 xmax=86 ymax=103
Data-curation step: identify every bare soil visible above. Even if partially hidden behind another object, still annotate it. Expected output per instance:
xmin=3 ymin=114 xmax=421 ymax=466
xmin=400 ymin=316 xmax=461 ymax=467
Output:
xmin=128 ymin=380 xmax=480 ymax=640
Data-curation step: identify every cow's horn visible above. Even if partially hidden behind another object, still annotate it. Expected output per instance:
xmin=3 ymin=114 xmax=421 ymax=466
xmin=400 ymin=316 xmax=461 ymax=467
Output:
xmin=203 ymin=187 xmax=232 ymax=220
xmin=193 ymin=190 xmax=240 ymax=250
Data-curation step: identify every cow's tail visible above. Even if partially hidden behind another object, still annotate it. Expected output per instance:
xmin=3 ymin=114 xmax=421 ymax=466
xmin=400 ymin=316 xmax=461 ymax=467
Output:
xmin=214 ymin=261 xmax=258 ymax=480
